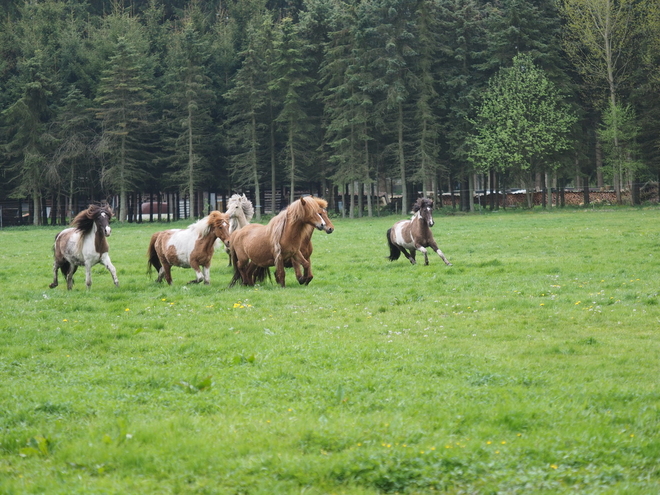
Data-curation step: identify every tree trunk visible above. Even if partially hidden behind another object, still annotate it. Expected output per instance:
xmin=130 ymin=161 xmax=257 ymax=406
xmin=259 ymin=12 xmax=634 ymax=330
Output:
xmin=397 ymin=103 xmax=407 ymax=215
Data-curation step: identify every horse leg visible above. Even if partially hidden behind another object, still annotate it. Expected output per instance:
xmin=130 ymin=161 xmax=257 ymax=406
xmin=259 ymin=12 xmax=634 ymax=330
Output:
xmin=399 ymin=247 xmax=416 ymax=265
xmin=274 ymin=258 xmax=286 ymax=287
xmin=416 ymin=246 xmax=430 ymax=265
xmin=428 ymin=241 xmax=452 ymax=266
xmin=84 ymin=262 xmax=94 ymax=289
xmin=202 ymin=265 xmax=211 ymax=285
xmin=100 ymin=253 xmax=120 ymax=287
xmin=50 ymin=260 xmax=61 ymax=288
xmin=161 ymin=263 xmax=173 ymax=285
xmin=187 ymin=261 xmax=204 ymax=284
xmin=65 ymin=265 xmax=78 ymax=290
xmin=291 ymin=252 xmax=312 ymax=285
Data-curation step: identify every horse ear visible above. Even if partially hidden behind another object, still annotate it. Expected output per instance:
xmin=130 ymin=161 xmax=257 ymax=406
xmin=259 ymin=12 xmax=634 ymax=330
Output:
xmin=300 ymin=197 xmax=306 ymax=205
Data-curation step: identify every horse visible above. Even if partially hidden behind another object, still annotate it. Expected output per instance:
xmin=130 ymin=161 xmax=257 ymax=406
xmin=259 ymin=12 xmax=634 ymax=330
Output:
xmin=225 ymin=194 xmax=254 ymax=265
xmin=254 ymin=206 xmax=335 ymax=285
xmin=387 ymin=197 xmax=452 ymax=266
xmin=147 ymin=211 xmax=231 ymax=285
xmin=226 ymin=193 xmax=254 ymax=233
xmin=49 ymin=204 xmax=119 ymax=290
xmin=229 ymin=196 xmax=333 ymax=287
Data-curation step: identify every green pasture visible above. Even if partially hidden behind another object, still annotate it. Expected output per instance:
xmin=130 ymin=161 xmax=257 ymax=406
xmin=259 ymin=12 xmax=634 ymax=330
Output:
xmin=0 ymin=207 xmax=659 ymax=494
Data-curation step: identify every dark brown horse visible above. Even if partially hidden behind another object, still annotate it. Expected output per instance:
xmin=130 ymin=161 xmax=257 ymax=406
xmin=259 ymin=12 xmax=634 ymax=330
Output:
xmin=387 ymin=198 xmax=452 ymax=266
xmin=50 ymin=204 xmax=119 ymax=290
xmin=229 ymin=196 xmax=333 ymax=287
xmin=147 ymin=211 xmax=231 ymax=285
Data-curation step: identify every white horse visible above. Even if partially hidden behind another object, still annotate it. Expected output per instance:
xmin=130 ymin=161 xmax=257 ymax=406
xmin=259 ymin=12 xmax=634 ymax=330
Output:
xmin=225 ymin=194 xmax=254 ymax=264
xmin=49 ymin=204 xmax=119 ymax=290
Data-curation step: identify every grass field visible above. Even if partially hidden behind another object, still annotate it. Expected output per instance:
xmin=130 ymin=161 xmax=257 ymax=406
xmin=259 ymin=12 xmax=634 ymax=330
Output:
xmin=0 ymin=207 xmax=659 ymax=494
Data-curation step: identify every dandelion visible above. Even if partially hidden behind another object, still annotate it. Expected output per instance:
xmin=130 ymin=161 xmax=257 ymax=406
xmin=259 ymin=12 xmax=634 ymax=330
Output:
xmin=486 ymin=441 xmax=491 ymax=445
xmin=575 ymin=301 xmax=581 ymax=305
xmin=540 ymin=303 xmax=545 ymax=306
xmin=63 ymin=319 xmax=68 ymax=322
xmin=501 ymin=441 xmax=506 ymax=444
xmin=550 ymin=464 xmax=558 ymax=469
xmin=125 ymin=308 xmax=130 ymax=312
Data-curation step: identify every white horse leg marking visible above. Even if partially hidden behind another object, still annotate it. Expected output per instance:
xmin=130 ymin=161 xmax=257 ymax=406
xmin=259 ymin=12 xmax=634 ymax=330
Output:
xmin=85 ymin=262 xmax=94 ymax=289
xmin=436 ymin=249 xmax=452 ymax=266
xmin=100 ymin=253 xmax=120 ymax=287
xmin=417 ymin=246 xmax=429 ymax=265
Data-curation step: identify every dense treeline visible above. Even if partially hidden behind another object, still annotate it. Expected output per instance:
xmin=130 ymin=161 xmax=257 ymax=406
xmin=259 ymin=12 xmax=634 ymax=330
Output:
xmin=1 ymin=0 xmax=659 ymax=224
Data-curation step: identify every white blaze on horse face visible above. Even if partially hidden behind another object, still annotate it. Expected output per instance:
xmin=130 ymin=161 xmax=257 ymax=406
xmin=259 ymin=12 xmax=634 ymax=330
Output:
xmin=427 ymin=207 xmax=434 ymax=227
xmin=317 ymin=213 xmax=326 ymax=228
xmin=100 ymin=213 xmax=112 ymax=236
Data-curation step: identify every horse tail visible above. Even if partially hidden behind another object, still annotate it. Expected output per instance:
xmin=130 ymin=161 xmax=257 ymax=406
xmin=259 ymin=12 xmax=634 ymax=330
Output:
xmin=252 ymin=266 xmax=271 ymax=284
xmin=386 ymin=228 xmax=401 ymax=261
xmin=146 ymin=233 xmax=161 ymax=275
xmin=229 ymin=244 xmax=241 ymax=287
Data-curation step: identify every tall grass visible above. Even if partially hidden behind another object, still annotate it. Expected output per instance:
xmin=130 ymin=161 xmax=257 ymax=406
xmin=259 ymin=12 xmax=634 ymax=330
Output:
xmin=0 ymin=207 xmax=659 ymax=494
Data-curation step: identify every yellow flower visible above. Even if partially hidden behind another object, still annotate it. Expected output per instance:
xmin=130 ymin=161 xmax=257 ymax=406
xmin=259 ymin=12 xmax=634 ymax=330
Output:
xmin=125 ymin=308 xmax=130 ymax=312
xmin=63 ymin=319 xmax=68 ymax=322
xmin=551 ymin=464 xmax=558 ymax=469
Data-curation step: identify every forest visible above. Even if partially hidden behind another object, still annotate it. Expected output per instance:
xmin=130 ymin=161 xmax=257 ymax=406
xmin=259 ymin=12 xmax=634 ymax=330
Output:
xmin=1 ymin=0 xmax=659 ymax=224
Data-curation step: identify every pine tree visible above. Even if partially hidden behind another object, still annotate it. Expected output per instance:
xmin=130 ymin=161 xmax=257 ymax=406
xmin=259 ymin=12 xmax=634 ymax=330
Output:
xmin=94 ymin=36 xmax=154 ymax=222
xmin=162 ymin=6 xmax=216 ymax=217
xmin=224 ymin=20 xmax=268 ymax=220
xmin=269 ymin=17 xmax=315 ymax=202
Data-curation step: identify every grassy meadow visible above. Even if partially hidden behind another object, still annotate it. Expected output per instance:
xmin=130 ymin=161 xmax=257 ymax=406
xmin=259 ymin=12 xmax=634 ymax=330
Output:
xmin=0 ymin=207 xmax=659 ymax=494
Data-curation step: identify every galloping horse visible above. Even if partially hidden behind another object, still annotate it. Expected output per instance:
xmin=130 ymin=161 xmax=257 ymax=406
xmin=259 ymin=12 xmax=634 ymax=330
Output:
xmin=147 ymin=211 xmax=231 ymax=285
xmin=49 ymin=204 xmax=119 ymax=290
xmin=229 ymin=196 xmax=333 ymax=287
xmin=387 ymin=197 xmax=452 ymax=266
xmin=225 ymin=194 xmax=254 ymax=265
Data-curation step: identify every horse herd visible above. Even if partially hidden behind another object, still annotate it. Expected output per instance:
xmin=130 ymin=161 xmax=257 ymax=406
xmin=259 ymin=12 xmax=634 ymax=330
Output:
xmin=49 ymin=196 xmax=451 ymax=290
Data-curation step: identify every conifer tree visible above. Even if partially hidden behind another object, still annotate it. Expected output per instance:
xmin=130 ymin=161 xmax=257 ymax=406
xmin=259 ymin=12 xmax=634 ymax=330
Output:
xmin=162 ymin=5 xmax=216 ymax=217
xmin=269 ymin=17 xmax=314 ymax=203
xmin=224 ymin=21 xmax=268 ymax=220
xmin=94 ymin=35 xmax=154 ymax=222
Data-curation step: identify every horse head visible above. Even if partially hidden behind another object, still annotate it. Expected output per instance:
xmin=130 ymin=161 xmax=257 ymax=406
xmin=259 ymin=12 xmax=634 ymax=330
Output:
xmin=73 ymin=204 xmax=112 ymax=236
xmin=209 ymin=211 xmax=231 ymax=247
xmin=299 ymin=196 xmax=333 ymax=233
xmin=96 ymin=207 xmax=113 ymax=237
xmin=317 ymin=207 xmax=334 ymax=234
xmin=414 ymin=198 xmax=434 ymax=227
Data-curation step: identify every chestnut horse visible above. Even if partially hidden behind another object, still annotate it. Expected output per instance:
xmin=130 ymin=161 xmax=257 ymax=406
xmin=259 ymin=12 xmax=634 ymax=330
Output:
xmin=387 ymin=197 xmax=452 ymax=266
xmin=253 ymin=206 xmax=335 ymax=285
xmin=229 ymin=196 xmax=333 ymax=287
xmin=49 ymin=204 xmax=119 ymax=290
xmin=147 ymin=211 xmax=230 ymax=285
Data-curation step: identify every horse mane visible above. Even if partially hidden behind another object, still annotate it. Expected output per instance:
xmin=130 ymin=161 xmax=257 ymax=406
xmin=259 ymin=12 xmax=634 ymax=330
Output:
xmin=227 ymin=194 xmax=254 ymax=231
xmin=71 ymin=204 xmax=113 ymax=233
xmin=267 ymin=196 xmax=327 ymax=251
xmin=207 ymin=210 xmax=228 ymax=231
xmin=188 ymin=215 xmax=215 ymax=239
xmin=412 ymin=197 xmax=432 ymax=212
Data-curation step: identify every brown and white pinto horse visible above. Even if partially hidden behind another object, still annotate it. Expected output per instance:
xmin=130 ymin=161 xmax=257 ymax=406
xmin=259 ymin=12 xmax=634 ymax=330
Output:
xmin=49 ymin=204 xmax=119 ymax=290
xmin=387 ymin=198 xmax=452 ymax=266
xmin=147 ymin=211 xmax=230 ymax=285
xmin=229 ymin=196 xmax=333 ymax=287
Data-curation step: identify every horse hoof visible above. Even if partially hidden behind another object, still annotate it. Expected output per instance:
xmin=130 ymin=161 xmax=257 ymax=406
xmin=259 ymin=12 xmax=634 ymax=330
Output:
xmin=49 ymin=283 xmax=57 ymax=289
xmin=446 ymin=262 xmax=453 ymax=267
